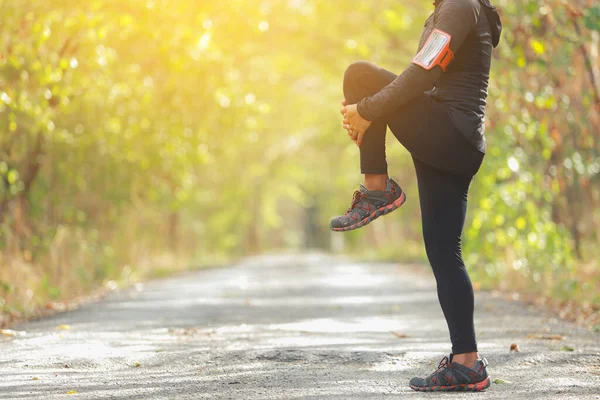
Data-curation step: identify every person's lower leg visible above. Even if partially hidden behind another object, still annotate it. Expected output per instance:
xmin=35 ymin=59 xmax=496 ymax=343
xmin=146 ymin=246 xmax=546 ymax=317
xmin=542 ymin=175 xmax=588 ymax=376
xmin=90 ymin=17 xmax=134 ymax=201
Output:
xmin=358 ymin=119 xmax=388 ymax=184
xmin=434 ymin=265 xmax=478 ymax=364
xmin=364 ymin=174 xmax=388 ymax=191
xmin=414 ymin=158 xmax=479 ymax=366
xmin=343 ymin=62 xmax=390 ymax=186
xmin=453 ymin=352 xmax=480 ymax=368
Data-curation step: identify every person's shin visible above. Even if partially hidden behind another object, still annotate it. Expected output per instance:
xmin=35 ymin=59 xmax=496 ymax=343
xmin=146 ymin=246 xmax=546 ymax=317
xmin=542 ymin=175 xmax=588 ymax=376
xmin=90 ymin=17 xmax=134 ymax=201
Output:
xmin=364 ymin=174 xmax=388 ymax=191
xmin=452 ymin=352 xmax=480 ymax=369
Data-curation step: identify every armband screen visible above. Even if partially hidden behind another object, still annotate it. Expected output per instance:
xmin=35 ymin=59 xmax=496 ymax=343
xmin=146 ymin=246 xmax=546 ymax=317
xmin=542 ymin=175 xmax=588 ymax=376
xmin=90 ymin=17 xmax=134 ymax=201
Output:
xmin=412 ymin=29 xmax=454 ymax=72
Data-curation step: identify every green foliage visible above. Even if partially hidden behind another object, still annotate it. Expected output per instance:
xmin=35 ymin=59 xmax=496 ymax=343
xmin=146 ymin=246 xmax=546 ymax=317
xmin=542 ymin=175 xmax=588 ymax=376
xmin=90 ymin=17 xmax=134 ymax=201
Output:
xmin=584 ymin=6 xmax=600 ymax=31
xmin=462 ymin=0 xmax=599 ymax=306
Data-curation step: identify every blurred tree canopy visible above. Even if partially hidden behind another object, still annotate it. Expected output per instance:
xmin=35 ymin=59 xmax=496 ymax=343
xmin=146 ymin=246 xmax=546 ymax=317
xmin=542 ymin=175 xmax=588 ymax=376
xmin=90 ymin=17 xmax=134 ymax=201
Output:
xmin=0 ymin=0 xmax=598 ymax=321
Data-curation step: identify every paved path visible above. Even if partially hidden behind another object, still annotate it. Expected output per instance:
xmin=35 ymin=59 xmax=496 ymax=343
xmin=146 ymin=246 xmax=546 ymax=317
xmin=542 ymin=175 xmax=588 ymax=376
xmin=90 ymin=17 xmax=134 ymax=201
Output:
xmin=0 ymin=254 xmax=598 ymax=399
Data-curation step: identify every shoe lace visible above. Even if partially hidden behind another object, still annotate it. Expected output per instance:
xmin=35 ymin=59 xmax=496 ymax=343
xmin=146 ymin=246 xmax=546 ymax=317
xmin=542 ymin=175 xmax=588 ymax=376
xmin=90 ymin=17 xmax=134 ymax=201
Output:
xmin=436 ymin=356 xmax=450 ymax=372
xmin=346 ymin=190 xmax=367 ymax=213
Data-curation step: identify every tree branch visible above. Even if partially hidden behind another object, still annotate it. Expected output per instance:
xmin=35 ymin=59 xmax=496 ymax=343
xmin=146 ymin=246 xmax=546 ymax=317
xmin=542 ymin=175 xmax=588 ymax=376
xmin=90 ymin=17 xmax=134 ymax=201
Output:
xmin=572 ymin=19 xmax=600 ymax=108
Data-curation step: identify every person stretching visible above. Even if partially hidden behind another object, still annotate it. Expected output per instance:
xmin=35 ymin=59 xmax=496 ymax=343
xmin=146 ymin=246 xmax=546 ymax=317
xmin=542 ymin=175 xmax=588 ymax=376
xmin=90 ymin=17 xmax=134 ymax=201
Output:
xmin=330 ymin=0 xmax=502 ymax=392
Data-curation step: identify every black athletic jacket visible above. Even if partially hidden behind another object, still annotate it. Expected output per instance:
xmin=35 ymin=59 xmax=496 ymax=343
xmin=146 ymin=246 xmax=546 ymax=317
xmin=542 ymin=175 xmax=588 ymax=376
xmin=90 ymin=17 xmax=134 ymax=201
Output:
xmin=357 ymin=0 xmax=502 ymax=153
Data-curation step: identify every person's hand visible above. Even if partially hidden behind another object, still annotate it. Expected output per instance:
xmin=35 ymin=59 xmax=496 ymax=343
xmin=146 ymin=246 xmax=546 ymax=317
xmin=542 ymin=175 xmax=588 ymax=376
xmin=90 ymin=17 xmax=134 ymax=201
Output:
xmin=340 ymin=100 xmax=372 ymax=147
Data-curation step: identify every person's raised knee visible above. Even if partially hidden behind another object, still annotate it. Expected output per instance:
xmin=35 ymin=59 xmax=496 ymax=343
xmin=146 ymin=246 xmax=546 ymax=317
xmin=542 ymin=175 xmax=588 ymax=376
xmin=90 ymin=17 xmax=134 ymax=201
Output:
xmin=343 ymin=61 xmax=377 ymax=102
xmin=344 ymin=60 xmax=375 ymax=82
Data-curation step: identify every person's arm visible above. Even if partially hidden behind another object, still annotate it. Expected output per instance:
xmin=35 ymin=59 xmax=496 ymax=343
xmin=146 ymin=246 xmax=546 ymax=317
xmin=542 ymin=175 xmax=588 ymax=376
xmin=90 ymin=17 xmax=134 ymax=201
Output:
xmin=356 ymin=0 xmax=481 ymax=121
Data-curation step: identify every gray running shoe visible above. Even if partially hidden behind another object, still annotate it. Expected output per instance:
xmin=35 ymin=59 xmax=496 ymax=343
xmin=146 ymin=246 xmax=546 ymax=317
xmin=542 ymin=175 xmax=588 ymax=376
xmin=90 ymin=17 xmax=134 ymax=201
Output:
xmin=329 ymin=178 xmax=406 ymax=232
xmin=409 ymin=354 xmax=491 ymax=392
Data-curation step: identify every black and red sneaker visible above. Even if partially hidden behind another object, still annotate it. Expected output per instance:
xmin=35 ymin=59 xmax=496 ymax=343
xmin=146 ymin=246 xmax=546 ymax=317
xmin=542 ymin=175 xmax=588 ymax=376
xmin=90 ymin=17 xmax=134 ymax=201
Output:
xmin=409 ymin=354 xmax=491 ymax=392
xmin=329 ymin=178 xmax=406 ymax=232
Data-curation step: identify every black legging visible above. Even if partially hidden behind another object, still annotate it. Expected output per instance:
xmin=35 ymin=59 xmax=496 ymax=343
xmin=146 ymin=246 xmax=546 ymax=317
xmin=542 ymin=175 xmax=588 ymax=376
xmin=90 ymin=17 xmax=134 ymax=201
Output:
xmin=343 ymin=61 xmax=484 ymax=354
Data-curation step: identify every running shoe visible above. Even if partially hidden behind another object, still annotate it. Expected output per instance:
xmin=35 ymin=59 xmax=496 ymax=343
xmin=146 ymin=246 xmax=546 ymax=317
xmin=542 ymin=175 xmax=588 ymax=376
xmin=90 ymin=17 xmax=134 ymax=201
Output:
xmin=329 ymin=178 xmax=406 ymax=232
xmin=409 ymin=354 xmax=491 ymax=392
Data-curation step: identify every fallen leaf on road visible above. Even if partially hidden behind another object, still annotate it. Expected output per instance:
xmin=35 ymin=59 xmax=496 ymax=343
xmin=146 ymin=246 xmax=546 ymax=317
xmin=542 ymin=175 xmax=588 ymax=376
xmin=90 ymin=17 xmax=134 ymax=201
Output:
xmin=510 ymin=343 xmax=520 ymax=352
xmin=559 ymin=346 xmax=574 ymax=352
xmin=493 ymin=378 xmax=510 ymax=384
xmin=66 ymin=390 xmax=78 ymax=395
xmin=32 ymin=377 xmax=38 ymax=381
xmin=1 ymin=329 xmax=25 ymax=337
xmin=391 ymin=331 xmax=408 ymax=338
xmin=56 ymin=324 xmax=71 ymax=331
xmin=527 ymin=334 xmax=564 ymax=340
xmin=134 ymin=361 xmax=141 ymax=367
xmin=168 ymin=327 xmax=215 ymax=337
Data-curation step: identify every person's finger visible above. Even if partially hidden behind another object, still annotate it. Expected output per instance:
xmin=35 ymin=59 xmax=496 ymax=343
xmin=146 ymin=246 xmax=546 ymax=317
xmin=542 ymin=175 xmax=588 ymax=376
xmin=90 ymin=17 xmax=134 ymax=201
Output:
xmin=356 ymin=130 xmax=365 ymax=146
xmin=340 ymin=106 xmax=347 ymax=116
xmin=343 ymin=123 xmax=351 ymax=130
xmin=341 ymin=100 xmax=347 ymax=106
xmin=350 ymin=129 xmax=358 ymax=141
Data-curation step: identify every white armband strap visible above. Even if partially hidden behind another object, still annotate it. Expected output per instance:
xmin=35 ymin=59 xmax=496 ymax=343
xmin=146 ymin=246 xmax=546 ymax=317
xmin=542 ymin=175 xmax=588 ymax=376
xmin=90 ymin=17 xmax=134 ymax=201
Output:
xmin=412 ymin=29 xmax=454 ymax=72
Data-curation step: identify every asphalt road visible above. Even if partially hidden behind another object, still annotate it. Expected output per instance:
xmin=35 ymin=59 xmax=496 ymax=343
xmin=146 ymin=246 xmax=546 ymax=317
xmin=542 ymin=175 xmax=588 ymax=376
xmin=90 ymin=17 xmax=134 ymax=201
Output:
xmin=0 ymin=254 xmax=599 ymax=399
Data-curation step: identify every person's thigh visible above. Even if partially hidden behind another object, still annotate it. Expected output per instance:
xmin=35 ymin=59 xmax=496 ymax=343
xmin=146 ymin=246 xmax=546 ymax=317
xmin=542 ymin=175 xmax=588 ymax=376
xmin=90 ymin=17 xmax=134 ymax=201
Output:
xmin=344 ymin=62 xmax=483 ymax=177
xmin=385 ymin=95 xmax=483 ymax=177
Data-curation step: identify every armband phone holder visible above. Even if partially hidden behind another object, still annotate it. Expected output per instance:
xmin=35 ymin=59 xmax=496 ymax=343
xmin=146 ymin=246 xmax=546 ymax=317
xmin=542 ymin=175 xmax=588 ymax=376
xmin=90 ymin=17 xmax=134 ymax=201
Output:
xmin=412 ymin=29 xmax=454 ymax=72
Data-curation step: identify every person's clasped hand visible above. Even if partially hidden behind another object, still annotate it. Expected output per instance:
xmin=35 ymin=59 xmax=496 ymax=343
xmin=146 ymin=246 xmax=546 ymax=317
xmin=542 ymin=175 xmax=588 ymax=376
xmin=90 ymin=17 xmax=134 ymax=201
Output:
xmin=340 ymin=100 xmax=372 ymax=147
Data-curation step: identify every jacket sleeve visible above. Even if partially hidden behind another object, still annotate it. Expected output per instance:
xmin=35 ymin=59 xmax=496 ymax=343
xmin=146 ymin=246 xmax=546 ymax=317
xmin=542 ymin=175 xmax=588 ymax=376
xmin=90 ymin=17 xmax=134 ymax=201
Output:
xmin=357 ymin=0 xmax=481 ymax=121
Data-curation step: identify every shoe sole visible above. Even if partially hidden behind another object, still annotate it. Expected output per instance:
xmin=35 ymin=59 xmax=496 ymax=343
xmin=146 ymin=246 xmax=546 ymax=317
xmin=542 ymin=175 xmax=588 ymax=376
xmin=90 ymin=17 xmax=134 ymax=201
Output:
xmin=410 ymin=376 xmax=491 ymax=392
xmin=330 ymin=191 xmax=406 ymax=232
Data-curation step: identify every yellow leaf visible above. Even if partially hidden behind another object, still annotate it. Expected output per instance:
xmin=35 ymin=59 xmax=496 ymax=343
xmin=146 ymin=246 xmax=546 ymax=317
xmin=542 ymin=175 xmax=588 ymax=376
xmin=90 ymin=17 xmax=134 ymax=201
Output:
xmin=66 ymin=390 xmax=78 ymax=395
xmin=134 ymin=361 xmax=141 ymax=367
xmin=530 ymin=39 xmax=545 ymax=55
xmin=56 ymin=324 xmax=71 ymax=331
xmin=1 ymin=329 xmax=25 ymax=337
xmin=32 ymin=377 xmax=38 ymax=381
